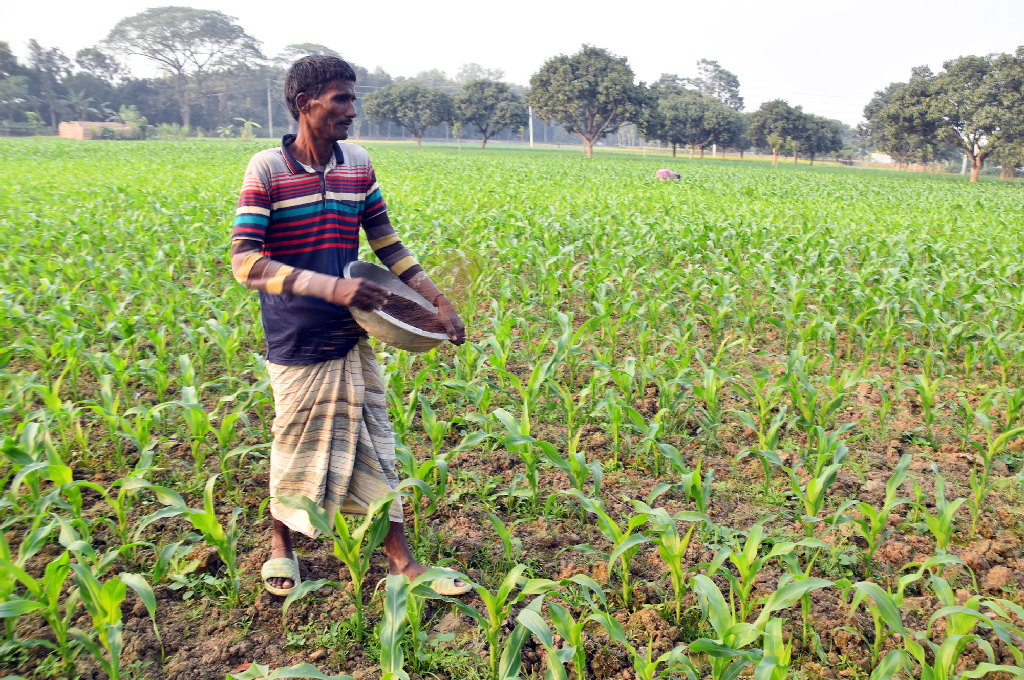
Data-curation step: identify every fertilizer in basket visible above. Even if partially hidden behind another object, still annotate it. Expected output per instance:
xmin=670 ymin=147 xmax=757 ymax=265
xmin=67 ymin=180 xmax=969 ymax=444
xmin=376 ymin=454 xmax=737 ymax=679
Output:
xmin=379 ymin=295 xmax=446 ymax=334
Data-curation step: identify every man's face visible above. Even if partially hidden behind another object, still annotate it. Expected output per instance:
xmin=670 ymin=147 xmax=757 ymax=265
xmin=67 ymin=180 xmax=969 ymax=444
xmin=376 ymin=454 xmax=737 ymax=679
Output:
xmin=301 ymin=79 xmax=357 ymax=140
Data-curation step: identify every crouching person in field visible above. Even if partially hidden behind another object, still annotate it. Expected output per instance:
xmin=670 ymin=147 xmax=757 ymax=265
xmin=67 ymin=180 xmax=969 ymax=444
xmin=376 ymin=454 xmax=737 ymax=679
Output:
xmin=228 ymin=55 xmax=470 ymax=597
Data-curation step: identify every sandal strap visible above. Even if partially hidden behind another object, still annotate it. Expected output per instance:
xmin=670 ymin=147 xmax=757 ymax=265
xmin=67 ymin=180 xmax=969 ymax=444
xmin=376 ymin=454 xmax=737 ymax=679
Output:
xmin=261 ymin=556 xmax=299 ymax=581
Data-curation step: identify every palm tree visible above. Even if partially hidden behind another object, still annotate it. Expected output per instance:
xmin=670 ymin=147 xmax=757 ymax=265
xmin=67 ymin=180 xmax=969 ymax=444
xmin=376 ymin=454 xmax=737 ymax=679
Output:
xmin=234 ymin=117 xmax=262 ymax=140
xmin=63 ymin=89 xmax=100 ymax=121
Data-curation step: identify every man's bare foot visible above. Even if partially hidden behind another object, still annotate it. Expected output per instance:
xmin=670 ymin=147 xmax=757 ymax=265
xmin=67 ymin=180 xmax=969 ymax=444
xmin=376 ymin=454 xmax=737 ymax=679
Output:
xmin=382 ymin=521 xmax=467 ymax=588
xmin=268 ymin=518 xmax=294 ymax=591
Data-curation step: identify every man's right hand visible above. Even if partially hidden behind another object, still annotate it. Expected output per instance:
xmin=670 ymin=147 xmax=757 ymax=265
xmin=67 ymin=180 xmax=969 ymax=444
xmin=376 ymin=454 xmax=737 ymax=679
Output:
xmin=331 ymin=277 xmax=390 ymax=311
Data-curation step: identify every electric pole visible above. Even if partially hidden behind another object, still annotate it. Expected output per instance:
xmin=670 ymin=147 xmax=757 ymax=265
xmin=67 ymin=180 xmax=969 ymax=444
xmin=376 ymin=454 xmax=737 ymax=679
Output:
xmin=267 ymin=79 xmax=274 ymax=139
xmin=528 ymin=106 xmax=534 ymax=148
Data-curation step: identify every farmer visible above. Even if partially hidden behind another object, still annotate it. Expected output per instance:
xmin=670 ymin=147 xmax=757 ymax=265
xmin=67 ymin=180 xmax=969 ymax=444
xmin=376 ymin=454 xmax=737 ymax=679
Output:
xmin=229 ymin=55 xmax=471 ymax=597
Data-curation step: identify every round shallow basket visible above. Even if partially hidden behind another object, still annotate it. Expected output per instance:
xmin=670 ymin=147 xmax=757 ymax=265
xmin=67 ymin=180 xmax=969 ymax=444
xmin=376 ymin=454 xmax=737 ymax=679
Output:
xmin=344 ymin=261 xmax=448 ymax=353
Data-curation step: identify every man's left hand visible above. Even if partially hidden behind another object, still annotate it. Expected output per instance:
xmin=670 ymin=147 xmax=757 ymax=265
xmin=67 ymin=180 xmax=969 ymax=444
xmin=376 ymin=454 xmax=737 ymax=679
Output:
xmin=435 ymin=295 xmax=466 ymax=345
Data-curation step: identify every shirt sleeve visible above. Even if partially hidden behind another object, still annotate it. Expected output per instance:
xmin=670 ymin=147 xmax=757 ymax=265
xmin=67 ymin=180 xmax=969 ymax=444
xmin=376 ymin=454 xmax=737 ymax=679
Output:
xmin=362 ymin=161 xmax=387 ymax=221
xmin=231 ymin=155 xmax=272 ymax=243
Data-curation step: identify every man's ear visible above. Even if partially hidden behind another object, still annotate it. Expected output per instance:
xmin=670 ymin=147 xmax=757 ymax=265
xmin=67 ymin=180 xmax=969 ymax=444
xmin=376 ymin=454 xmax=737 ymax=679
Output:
xmin=295 ymin=92 xmax=310 ymax=115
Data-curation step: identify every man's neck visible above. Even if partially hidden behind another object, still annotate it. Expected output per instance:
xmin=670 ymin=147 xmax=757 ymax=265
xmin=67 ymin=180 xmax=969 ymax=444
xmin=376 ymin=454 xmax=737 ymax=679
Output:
xmin=288 ymin=126 xmax=336 ymax=167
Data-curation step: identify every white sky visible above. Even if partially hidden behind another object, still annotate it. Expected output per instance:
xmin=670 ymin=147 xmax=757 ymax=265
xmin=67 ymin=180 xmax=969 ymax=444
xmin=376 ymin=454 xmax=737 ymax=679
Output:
xmin=3 ymin=0 xmax=1023 ymax=126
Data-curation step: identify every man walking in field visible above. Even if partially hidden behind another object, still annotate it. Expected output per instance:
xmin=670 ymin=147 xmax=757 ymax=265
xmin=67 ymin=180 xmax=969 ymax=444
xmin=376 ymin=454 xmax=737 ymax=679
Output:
xmin=229 ymin=55 xmax=470 ymax=595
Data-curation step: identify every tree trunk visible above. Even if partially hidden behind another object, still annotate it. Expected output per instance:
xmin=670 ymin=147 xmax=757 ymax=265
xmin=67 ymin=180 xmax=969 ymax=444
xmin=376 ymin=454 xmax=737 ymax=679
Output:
xmin=700 ymin=147 xmax=704 ymax=159
xmin=809 ymin=153 xmax=814 ymax=166
xmin=481 ymin=136 xmax=487 ymax=149
xmin=416 ymin=135 xmax=422 ymax=148
xmin=1000 ymin=166 xmax=1006 ymax=180
xmin=689 ymin=146 xmax=694 ymax=159
xmin=585 ymin=139 xmax=593 ymax=158
xmin=671 ymin=144 xmax=676 ymax=157
xmin=772 ymin=148 xmax=778 ymax=166
xmin=793 ymin=150 xmax=798 ymax=165
xmin=740 ymin=149 xmax=744 ymax=159
xmin=970 ymin=156 xmax=982 ymax=182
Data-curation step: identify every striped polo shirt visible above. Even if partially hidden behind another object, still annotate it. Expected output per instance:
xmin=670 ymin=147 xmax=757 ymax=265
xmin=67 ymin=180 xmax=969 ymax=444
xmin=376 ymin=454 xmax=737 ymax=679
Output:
xmin=231 ymin=135 xmax=388 ymax=365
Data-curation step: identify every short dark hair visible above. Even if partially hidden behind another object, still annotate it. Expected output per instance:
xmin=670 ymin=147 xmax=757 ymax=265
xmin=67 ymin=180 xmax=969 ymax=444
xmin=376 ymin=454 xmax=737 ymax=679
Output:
xmin=284 ymin=55 xmax=357 ymax=121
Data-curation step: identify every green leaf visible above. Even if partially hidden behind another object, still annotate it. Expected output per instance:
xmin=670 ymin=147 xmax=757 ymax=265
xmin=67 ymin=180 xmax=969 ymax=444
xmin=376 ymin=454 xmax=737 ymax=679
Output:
xmin=0 ymin=599 xmax=44 ymax=618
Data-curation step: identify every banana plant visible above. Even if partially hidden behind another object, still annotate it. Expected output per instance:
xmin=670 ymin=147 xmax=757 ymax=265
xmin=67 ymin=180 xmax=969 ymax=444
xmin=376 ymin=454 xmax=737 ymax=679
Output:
xmin=847 ymin=453 xmax=912 ymax=577
xmin=564 ymin=489 xmax=648 ymax=609
xmin=278 ymin=487 xmax=410 ymax=642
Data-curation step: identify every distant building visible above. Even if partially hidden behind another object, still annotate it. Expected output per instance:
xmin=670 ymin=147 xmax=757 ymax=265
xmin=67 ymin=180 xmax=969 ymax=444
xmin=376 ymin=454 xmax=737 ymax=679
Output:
xmin=870 ymin=152 xmax=895 ymax=164
xmin=58 ymin=121 xmax=133 ymax=140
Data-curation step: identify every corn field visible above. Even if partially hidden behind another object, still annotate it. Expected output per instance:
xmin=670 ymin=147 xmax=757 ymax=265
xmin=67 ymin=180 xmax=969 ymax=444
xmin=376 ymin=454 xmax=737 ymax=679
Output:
xmin=1 ymin=138 xmax=1024 ymax=680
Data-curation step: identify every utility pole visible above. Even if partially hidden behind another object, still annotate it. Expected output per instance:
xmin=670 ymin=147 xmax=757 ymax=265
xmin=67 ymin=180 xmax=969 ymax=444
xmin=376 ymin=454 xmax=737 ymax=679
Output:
xmin=266 ymin=79 xmax=274 ymax=139
xmin=528 ymin=106 xmax=534 ymax=148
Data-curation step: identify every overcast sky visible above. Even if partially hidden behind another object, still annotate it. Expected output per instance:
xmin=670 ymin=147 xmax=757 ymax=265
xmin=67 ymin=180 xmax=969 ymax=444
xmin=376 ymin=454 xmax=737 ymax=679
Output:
xmin=3 ymin=0 xmax=1023 ymax=126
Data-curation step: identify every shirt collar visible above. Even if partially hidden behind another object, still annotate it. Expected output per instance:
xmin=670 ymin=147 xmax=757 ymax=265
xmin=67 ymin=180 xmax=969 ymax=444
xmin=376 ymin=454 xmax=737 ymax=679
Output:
xmin=280 ymin=134 xmax=345 ymax=174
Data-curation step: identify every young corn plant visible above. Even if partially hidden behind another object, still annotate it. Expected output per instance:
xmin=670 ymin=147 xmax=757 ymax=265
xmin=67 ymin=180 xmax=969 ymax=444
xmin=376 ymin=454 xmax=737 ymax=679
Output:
xmin=443 ymin=564 xmax=561 ymax=680
xmin=395 ymin=442 xmax=447 ymax=544
xmin=630 ymin=499 xmax=709 ymax=623
xmin=0 ymin=550 xmax=79 ymax=671
xmin=543 ymin=578 xmax=616 ymax=680
xmin=487 ymin=512 xmax=523 ymax=565
xmin=278 ymin=488 xmax=408 ymax=642
xmin=690 ymin=365 xmax=730 ymax=447
xmin=154 ymin=474 xmax=243 ymax=607
xmin=910 ymin=352 xmax=944 ymax=448
xmin=565 ymin=489 xmax=648 ymax=609
xmin=732 ymin=408 xmax=788 ymax=495
xmin=966 ymin=415 xmax=1024 ymax=538
xmin=516 ymin=605 xmax=576 ymax=680
xmin=69 ymin=564 xmax=159 ymax=680
xmin=492 ymin=407 xmax=542 ymax=513
xmin=689 ymin=573 xmax=832 ymax=680
xmin=847 ymin=453 xmax=911 ymax=578
xmin=918 ymin=470 xmax=964 ymax=564
xmin=647 ymin=446 xmax=714 ymax=515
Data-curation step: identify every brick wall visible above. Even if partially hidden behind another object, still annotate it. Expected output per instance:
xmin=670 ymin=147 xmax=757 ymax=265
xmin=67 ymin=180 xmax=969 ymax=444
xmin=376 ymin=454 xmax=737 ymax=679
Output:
xmin=58 ymin=121 xmax=133 ymax=140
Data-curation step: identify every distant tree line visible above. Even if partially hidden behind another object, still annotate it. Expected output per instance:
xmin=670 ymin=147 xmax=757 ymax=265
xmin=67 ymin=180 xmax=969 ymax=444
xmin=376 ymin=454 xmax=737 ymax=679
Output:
xmin=860 ymin=49 xmax=1024 ymax=181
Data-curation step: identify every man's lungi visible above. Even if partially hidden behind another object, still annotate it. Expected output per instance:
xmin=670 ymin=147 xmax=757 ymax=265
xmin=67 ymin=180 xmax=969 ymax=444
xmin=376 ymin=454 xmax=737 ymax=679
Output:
xmin=267 ymin=338 xmax=404 ymax=537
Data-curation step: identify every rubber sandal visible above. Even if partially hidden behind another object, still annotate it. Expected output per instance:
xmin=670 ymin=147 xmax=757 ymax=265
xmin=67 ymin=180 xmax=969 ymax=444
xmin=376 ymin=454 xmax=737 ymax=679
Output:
xmin=261 ymin=554 xmax=301 ymax=596
xmin=430 ymin=577 xmax=473 ymax=596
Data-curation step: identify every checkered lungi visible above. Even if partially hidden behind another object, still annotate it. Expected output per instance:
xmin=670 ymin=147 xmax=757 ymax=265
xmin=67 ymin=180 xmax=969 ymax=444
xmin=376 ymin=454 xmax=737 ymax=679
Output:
xmin=267 ymin=338 xmax=403 ymax=537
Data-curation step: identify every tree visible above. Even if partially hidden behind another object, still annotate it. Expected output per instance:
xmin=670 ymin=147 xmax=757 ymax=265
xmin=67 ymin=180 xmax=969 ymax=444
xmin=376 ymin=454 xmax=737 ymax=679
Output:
xmin=28 ymin=40 xmax=71 ymax=128
xmin=748 ymin=99 xmax=802 ymax=166
xmin=456 ymin=63 xmax=505 ymax=84
xmin=654 ymin=89 xmax=733 ymax=158
xmin=528 ymin=45 xmax=642 ymax=158
xmin=928 ymin=52 xmax=1023 ymax=182
xmin=104 ymin=7 xmax=263 ymax=128
xmin=75 ymin=48 xmax=127 ymax=83
xmin=363 ymin=81 xmax=453 ymax=147
xmin=453 ymin=80 xmax=528 ymax=148
xmin=685 ymin=59 xmax=743 ymax=110
xmin=860 ymin=68 xmax=940 ymax=170
xmin=62 ymin=89 xmax=100 ymax=121
xmin=802 ymin=115 xmax=844 ymax=165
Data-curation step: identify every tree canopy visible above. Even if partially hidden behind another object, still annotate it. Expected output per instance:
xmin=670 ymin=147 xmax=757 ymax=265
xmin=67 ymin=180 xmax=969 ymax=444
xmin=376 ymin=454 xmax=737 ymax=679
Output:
xmin=363 ymin=81 xmax=453 ymax=147
xmin=453 ymin=80 xmax=528 ymax=148
xmin=528 ymin=45 xmax=642 ymax=157
xmin=104 ymin=7 xmax=262 ymax=127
